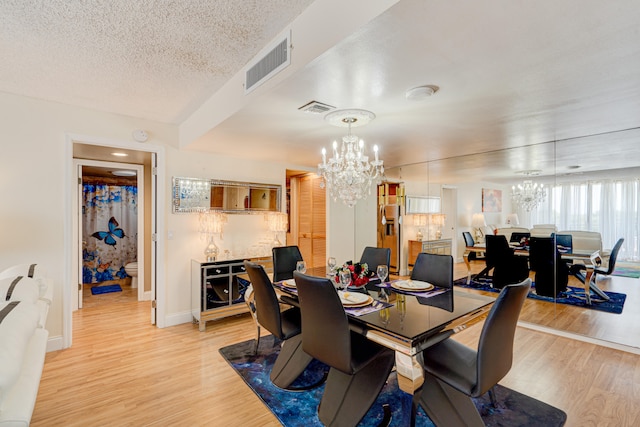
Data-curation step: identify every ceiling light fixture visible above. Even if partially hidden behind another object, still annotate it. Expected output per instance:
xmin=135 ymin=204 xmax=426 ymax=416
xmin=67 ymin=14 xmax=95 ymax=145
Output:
xmin=512 ymin=170 xmax=547 ymax=212
xmin=318 ymin=109 xmax=384 ymax=207
xmin=405 ymin=85 xmax=439 ymax=100
xmin=112 ymin=170 xmax=136 ymax=177
xmin=111 ymin=152 xmax=128 ymax=157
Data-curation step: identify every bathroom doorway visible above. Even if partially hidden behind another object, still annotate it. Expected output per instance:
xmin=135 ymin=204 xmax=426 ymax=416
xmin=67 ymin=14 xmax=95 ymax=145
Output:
xmin=66 ymin=136 xmax=164 ymax=348
xmin=76 ymin=160 xmax=145 ymax=307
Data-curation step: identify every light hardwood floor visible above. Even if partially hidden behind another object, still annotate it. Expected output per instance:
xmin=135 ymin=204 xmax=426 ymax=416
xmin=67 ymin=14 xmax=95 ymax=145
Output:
xmin=32 ymin=268 xmax=640 ymax=426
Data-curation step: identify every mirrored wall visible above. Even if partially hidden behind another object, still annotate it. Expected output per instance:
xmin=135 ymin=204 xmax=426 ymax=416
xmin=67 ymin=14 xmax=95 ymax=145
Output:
xmin=383 ymin=127 xmax=640 ymax=349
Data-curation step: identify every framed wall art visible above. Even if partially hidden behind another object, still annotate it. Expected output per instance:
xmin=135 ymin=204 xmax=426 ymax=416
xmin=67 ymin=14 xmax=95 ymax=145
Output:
xmin=482 ymin=188 xmax=502 ymax=213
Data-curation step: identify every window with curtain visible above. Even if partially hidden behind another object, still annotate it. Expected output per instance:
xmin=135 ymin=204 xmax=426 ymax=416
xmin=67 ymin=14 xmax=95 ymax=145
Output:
xmin=529 ymin=178 xmax=639 ymax=261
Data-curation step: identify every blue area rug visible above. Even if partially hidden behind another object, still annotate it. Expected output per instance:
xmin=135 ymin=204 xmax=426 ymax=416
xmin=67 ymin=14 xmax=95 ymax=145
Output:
xmin=90 ymin=284 xmax=122 ymax=295
xmin=612 ymin=262 xmax=640 ymax=279
xmin=219 ymin=337 xmax=567 ymax=426
xmin=454 ymin=277 xmax=626 ymax=314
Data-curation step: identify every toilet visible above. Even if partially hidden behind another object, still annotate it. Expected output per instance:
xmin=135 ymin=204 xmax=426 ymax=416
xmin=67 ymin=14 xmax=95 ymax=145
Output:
xmin=124 ymin=262 xmax=138 ymax=288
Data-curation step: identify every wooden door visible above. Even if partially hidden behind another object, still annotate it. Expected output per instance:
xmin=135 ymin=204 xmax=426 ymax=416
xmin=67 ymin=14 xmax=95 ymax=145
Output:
xmin=297 ymin=174 xmax=326 ymax=268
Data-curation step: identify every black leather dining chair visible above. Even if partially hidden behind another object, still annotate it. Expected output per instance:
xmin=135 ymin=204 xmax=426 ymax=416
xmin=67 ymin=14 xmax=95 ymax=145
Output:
xmin=570 ymin=238 xmax=624 ymax=288
xmin=272 ymin=245 xmax=303 ymax=283
xmin=359 ymin=246 xmax=391 ymax=274
xmin=411 ymin=253 xmax=453 ymax=289
xmin=411 ymin=278 xmax=531 ymax=427
xmin=244 ymin=261 xmax=316 ymax=390
xmin=293 ymin=271 xmax=396 ymax=427
xmin=462 ymin=231 xmax=475 ymax=247
xmin=529 ymin=236 xmax=569 ymax=297
xmin=485 ymin=235 xmax=529 ymax=289
xmin=360 ymin=246 xmax=391 ymax=290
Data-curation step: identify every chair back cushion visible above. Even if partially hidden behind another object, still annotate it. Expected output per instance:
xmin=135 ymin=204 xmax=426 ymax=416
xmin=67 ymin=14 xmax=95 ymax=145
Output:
xmin=410 ymin=253 xmax=453 ymax=289
xmin=475 ymin=278 xmax=531 ymax=396
xmin=462 ymin=231 xmax=475 ymax=247
xmin=244 ymin=261 xmax=284 ymax=338
xmin=601 ymin=238 xmax=624 ymax=275
xmin=294 ymin=272 xmax=353 ymax=373
xmin=359 ymin=247 xmax=390 ymax=273
xmin=272 ymin=246 xmax=303 ymax=282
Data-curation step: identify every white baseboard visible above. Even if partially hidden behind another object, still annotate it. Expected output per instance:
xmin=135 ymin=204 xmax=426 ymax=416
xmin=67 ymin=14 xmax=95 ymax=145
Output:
xmin=163 ymin=310 xmax=193 ymax=328
xmin=143 ymin=290 xmax=152 ymax=301
xmin=518 ymin=321 xmax=640 ymax=355
xmin=46 ymin=335 xmax=64 ymax=352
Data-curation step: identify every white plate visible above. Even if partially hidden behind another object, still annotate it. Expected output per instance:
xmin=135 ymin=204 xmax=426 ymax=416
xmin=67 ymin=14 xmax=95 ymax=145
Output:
xmin=281 ymin=279 xmax=296 ymax=288
xmin=391 ymin=280 xmax=434 ymax=292
xmin=338 ymin=291 xmax=373 ymax=307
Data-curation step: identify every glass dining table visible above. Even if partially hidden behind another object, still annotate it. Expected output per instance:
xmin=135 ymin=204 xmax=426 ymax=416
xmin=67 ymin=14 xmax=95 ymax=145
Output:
xmin=274 ymin=266 xmax=496 ymax=392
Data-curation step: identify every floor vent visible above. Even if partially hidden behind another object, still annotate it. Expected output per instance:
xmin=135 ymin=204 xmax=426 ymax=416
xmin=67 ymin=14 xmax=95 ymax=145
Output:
xmin=298 ymin=100 xmax=336 ymax=114
xmin=245 ymin=31 xmax=291 ymax=94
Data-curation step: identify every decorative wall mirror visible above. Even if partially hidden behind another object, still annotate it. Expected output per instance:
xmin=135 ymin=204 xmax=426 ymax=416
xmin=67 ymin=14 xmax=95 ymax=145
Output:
xmin=173 ymin=177 xmax=281 ymax=213
xmin=405 ymin=195 xmax=441 ymax=214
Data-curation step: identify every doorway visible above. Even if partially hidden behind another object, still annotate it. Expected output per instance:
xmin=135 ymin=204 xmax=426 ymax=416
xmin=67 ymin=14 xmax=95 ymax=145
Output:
xmin=76 ymin=160 xmax=145 ymax=307
xmin=65 ymin=135 xmax=164 ymax=349
xmin=286 ymin=171 xmax=326 ymax=268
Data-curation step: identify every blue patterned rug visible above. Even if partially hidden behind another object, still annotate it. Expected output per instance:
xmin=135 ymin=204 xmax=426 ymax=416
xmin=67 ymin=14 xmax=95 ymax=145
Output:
xmin=454 ymin=277 xmax=626 ymax=314
xmin=219 ymin=337 xmax=567 ymax=426
xmin=90 ymin=284 xmax=122 ymax=295
xmin=612 ymin=262 xmax=640 ymax=279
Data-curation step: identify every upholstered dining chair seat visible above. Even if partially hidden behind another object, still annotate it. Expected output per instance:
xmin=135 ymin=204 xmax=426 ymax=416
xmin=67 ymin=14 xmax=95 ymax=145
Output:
xmin=244 ymin=261 xmax=318 ymax=390
xmin=411 ymin=278 xmax=531 ymax=427
xmin=419 ymin=338 xmax=479 ymax=396
xmin=279 ymin=307 xmax=302 ymax=340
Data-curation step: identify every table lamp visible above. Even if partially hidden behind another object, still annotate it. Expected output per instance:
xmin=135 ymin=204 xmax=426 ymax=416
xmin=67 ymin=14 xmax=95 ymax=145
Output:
xmin=471 ymin=213 xmax=487 ymax=243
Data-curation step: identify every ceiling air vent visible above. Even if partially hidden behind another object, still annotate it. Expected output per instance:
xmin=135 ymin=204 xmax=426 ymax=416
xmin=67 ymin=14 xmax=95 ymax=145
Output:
xmin=298 ymin=101 xmax=336 ymax=114
xmin=245 ymin=31 xmax=291 ymax=95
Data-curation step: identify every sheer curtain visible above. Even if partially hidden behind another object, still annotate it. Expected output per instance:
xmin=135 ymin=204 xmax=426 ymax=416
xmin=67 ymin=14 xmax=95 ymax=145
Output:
xmin=82 ymin=184 xmax=138 ymax=283
xmin=530 ymin=178 xmax=639 ymax=261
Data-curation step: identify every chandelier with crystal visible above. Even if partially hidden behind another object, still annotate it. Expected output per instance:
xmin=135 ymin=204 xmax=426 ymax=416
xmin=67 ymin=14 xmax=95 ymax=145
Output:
xmin=511 ymin=171 xmax=547 ymax=212
xmin=317 ymin=109 xmax=384 ymax=207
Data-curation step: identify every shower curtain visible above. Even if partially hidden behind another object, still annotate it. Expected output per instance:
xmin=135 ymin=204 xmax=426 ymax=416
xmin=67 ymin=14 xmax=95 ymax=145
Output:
xmin=83 ymin=184 xmax=138 ymax=284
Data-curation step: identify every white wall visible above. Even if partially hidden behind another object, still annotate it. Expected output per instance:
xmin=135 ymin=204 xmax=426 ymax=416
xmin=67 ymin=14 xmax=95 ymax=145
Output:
xmin=0 ymin=91 xmax=344 ymax=348
xmin=0 ymin=91 xmax=178 ymax=342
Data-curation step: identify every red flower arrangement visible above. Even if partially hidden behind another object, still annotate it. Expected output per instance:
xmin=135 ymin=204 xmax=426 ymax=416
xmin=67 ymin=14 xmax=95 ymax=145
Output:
xmin=335 ymin=262 xmax=370 ymax=288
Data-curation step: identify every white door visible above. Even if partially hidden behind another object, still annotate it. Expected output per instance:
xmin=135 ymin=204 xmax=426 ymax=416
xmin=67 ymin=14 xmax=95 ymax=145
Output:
xmin=150 ymin=153 xmax=157 ymax=324
xmin=442 ymin=186 xmax=458 ymax=259
xmin=76 ymin=162 xmax=84 ymax=309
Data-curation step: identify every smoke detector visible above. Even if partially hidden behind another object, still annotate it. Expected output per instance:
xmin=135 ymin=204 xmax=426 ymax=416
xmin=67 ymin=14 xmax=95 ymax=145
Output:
xmin=405 ymin=85 xmax=439 ymax=100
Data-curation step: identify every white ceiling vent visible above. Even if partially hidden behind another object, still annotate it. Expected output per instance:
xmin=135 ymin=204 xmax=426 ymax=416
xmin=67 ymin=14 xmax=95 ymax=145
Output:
xmin=298 ymin=100 xmax=336 ymax=114
xmin=245 ymin=31 xmax=291 ymax=95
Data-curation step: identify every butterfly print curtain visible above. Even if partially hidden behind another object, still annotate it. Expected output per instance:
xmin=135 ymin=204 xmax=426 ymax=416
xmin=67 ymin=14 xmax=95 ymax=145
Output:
xmin=82 ymin=184 xmax=138 ymax=284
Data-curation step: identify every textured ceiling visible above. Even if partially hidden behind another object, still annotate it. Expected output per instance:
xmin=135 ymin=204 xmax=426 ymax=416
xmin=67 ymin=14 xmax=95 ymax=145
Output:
xmin=0 ymin=0 xmax=314 ymax=123
xmin=3 ymin=0 xmax=640 ymax=179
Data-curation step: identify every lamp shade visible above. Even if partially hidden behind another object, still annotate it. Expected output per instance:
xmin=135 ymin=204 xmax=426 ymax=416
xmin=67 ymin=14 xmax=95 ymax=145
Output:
xmin=413 ymin=214 xmax=428 ymax=227
xmin=506 ymin=213 xmax=519 ymax=226
xmin=471 ymin=213 xmax=486 ymax=228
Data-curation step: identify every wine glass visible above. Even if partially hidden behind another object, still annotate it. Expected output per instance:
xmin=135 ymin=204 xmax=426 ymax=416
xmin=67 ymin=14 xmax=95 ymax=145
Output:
xmin=339 ymin=269 xmax=352 ymax=290
xmin=376 ymin=264 xmax=388 ymax=283
xmin=296 ymin=260 xmax=307 ymax=274
xmin=327 ymin=257 xmax=337 ymax=273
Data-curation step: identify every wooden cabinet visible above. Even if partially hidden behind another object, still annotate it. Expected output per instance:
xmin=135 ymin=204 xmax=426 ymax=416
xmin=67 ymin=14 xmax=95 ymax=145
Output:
xmin=191 ymin=257 xmax=271 ymax=331
xmin=408 ymin=239 xmax=453 ymax=269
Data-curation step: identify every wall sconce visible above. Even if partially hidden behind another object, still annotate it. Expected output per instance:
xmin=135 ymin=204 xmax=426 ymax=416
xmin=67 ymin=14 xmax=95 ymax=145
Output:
xmin=199 ymin=210 xmax=227 ymax=261
xmin=265 ymin=212 xmax=288 ymax=247
xmin=506 ymin=213 xmax=520 ymax=226
xmin=471 ymin=213 xmax=487 ymax=243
